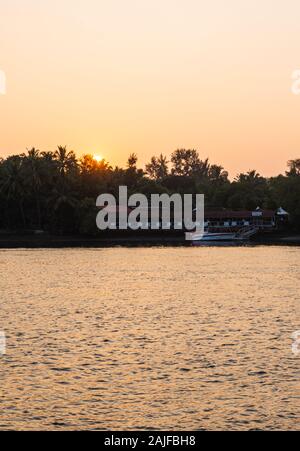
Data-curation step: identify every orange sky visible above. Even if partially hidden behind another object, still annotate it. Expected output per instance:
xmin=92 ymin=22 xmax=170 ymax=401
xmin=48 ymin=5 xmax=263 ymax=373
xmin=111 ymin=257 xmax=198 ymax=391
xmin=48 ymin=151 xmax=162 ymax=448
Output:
xmin=1 ymin=0 xmax=300 ymax=177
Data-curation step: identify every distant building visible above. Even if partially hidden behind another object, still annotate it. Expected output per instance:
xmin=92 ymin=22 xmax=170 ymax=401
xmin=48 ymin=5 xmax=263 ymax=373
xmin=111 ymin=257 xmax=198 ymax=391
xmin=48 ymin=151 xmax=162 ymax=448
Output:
xmin=98 ymin=204 xmax=289 ymax=233
xmin=203 ymin=208 xmax=277 ymax=231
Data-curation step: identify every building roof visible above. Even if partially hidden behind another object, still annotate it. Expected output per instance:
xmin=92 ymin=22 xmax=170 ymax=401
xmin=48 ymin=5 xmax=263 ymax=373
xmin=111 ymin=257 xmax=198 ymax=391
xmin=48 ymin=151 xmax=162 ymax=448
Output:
xmin=277 ymin=207 xmax=289 ymax=216
xmin=204 ymin=209 xmax=276 ymax=219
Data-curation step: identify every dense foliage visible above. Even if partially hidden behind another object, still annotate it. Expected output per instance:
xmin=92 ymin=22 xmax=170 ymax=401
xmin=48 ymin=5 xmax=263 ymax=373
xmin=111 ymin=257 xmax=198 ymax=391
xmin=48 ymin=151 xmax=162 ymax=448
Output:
xmin=0 ymin=147 xmax=299 ymax=234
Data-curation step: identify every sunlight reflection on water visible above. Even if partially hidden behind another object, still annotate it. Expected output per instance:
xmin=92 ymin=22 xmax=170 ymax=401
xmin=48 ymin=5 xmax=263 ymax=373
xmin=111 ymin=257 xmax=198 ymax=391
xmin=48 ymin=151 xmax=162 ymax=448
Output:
xmin=0 ymin=246 xmax=299 ymax=430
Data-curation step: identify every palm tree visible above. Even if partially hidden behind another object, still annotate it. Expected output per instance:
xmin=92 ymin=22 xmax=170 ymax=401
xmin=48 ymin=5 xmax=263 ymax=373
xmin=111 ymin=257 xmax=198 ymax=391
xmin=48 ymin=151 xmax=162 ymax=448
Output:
xmin=41 ymin=150 xmax=55 ymax=162
xmin=24 ymin=148 xmax=43 ymax=227
xmin=54 ymin=145 xmax=78 ymax=178
xmin=0 ymin=156 xmax=26 ymax=227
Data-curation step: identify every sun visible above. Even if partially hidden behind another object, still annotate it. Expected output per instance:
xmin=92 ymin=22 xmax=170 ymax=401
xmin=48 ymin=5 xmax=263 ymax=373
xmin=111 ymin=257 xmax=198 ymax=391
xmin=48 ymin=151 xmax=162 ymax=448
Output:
xmin=93 ymin=154 xmax=103 ymax=163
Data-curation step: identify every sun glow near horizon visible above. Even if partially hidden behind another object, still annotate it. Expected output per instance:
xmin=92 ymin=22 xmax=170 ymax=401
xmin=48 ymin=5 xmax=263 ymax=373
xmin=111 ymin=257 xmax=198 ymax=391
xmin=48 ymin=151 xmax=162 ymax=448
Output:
xmin=93 ymin=155 xmax=104 ymax=163
xmin=1 ymin=0 xmax=300 ymax=176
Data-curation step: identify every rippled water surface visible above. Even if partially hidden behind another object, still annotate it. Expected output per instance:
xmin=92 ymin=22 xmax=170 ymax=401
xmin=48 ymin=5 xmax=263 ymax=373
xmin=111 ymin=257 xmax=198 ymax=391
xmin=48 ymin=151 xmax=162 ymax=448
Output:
xmin=0 ymin=247 xmax=299 ymax=430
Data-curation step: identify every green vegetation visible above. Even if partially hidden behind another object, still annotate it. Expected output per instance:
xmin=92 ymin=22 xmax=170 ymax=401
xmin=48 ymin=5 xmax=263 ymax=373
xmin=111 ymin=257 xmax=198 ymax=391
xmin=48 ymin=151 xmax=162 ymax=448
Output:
xmin=0 ymin=148 xmax=299 ymax=234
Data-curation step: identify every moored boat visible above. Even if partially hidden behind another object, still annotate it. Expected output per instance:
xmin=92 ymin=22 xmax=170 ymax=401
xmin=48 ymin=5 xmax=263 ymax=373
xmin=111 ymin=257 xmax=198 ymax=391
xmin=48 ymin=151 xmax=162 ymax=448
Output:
xmin=192 ymin=226 xmax=258 ymax=242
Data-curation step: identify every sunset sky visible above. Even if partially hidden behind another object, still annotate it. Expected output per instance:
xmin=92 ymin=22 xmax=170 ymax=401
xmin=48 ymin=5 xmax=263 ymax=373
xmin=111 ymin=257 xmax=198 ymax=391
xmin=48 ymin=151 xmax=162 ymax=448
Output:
xmin=1 ymin=0 xmax=300 ymax=177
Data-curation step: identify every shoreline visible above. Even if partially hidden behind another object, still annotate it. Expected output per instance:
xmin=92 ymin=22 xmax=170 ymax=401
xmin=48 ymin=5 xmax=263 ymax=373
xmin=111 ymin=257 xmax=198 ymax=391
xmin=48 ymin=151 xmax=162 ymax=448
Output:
xmin=0 ymin=233 xmax=300 ymax=248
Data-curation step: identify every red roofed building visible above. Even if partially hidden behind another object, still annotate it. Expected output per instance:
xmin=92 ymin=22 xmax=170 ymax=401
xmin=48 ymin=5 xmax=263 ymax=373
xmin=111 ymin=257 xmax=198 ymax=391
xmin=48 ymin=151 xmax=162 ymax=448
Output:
xmin=204 ymin=208 xmax=276 ymax=232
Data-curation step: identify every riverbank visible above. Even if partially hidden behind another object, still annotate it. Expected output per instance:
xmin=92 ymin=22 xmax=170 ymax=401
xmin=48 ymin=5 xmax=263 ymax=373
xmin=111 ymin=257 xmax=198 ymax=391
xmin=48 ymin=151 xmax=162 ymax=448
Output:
xmin=0 ymin=231 xmax=300 ymax=248
xmin=0 ymin=232 xmax=186 ymax=248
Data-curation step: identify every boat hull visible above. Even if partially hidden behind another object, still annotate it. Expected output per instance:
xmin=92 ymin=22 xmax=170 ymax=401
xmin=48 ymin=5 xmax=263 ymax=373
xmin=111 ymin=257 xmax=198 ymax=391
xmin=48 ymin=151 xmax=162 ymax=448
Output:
xmin=193 ymin=233 xmax=237 ymax=241
xmin=192 ymin=232 xmax=238 ymax=242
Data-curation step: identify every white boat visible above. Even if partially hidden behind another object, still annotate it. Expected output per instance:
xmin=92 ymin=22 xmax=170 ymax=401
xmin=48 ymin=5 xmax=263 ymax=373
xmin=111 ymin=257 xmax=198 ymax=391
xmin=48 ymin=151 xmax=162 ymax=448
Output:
xmin=192 ymin=227 xmax=258 ymax=242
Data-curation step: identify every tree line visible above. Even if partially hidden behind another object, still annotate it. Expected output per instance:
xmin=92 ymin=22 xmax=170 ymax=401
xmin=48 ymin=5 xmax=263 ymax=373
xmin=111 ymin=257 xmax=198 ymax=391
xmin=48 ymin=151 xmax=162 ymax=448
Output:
xmin=0 ymin=147 xmax=299 ymax=234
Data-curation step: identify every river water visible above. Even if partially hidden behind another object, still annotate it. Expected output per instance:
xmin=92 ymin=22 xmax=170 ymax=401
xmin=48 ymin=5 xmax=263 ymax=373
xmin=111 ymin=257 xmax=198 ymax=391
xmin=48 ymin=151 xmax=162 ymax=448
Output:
xmin=0 ymin=246 xmax=299 ymax=430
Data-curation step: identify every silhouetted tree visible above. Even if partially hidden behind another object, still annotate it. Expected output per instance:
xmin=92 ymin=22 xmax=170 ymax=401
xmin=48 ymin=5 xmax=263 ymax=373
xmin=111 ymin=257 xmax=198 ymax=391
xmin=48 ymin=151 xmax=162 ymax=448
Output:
xmin=54 ymin=146 xmax=78 ymax=180
xmin=127 ymin=153 xmax=138 ymax=170
xmin=286 ymin=159 xmax=300 ymax=176
xmin=23 ymin=148 xmax=43 ymax=227
xmin=208 ymin=165 xmax=228 ymax=183
xmin=0 ymin=156 xmax=26 ymax=227
xmin=145 ymin=154 xmax=169 ymax=180
xmin=0 ymin=148 xmax=299 ymax=233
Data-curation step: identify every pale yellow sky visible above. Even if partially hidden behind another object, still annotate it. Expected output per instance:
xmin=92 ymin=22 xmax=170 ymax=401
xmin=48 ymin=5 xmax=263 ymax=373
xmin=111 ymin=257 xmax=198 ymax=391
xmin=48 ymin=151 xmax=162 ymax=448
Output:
xmin=1 ymin=0 xmax=300 ymax=177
